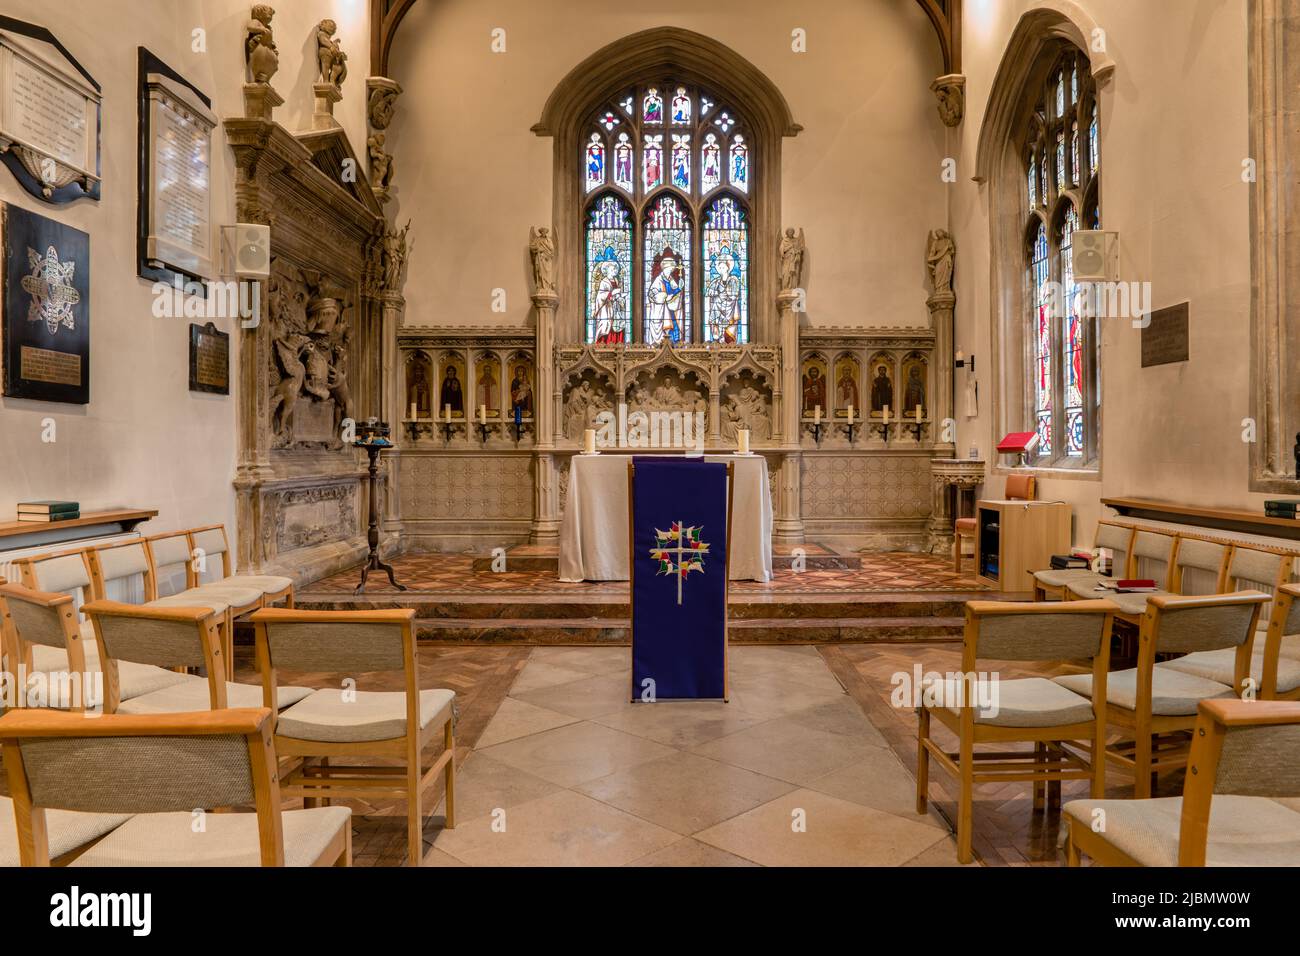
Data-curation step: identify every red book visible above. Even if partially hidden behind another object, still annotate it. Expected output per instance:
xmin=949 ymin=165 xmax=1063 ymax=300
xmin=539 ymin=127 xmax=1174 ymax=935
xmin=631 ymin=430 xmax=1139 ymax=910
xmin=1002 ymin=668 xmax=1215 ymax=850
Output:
xmin=997 ymin=431 xmax=1040 ymax=454
xmin=1117 ymin=579 xmax=1156 ymax=589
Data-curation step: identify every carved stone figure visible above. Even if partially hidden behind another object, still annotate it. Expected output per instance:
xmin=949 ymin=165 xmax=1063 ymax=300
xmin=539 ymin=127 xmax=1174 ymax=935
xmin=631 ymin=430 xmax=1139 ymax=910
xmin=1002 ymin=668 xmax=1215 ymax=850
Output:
xmin=930 ymin=74 xmax=966 ymax=127
xmin=565 ymin=381 xmax=606 ymax=440
xmin=927 ymin=229 xmax=955 ymax=297
xmin=779 ymin=227 xmax=805 ymax=291
xmin=245 ymin=5 xmax=279 ymax=84
xmin=382 ymin=220 xmax=411 ymax=292
xmin=269 ymin=332 xmax=308 ymax=435
xmin=315 ymin=19 xmax=348 ymax=89
xmin=367 ymin=83 xmax=401 ymax=130
xmin=721 ymin=385 xmax=772 ymax=441
xmin=368 ymin=133 xmax=394 ymax=191
xmin=529 ymin=226 xmax=556 ymax=295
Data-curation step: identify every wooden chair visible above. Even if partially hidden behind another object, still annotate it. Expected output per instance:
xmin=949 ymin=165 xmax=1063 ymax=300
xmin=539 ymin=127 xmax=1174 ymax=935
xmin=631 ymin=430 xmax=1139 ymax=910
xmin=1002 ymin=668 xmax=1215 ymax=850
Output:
xmin=916 ymin=599 xmax=1117 ymax=864
xmin=0 ymin=707 xmax=351 ymax=866
xmin=1260 ymin=583 xmax=1300 ymax=700
xmin=954 ymin=474 xmax=1035 ymax=573
xmin=1062 ymin=528 xmax=1181 ymax=621
xmin=1028 ymin=520 xmax=1134 ymax=602
xmin=188 ymin=524 xmax=294 ymax=607
xmin=1064 ymin=698 xmax=1300 ymax=866
xmin=1054 ymin=591 xmax=1270 ymax=797
xmin=0 ymin=583 xmax=94 ymax=713
xmin=82 ymin=599 xmax=312 ymax=715
xmin=1167 ymin=534 xmax=1232 ymax=596
xmin=252 ymin=607 xmax=457 ymax=867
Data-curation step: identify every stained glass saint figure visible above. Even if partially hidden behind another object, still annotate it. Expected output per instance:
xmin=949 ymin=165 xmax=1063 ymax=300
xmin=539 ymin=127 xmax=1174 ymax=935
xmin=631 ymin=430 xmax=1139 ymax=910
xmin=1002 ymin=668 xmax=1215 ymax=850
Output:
xmin=643 ymin=135 xmax=663 ymax=190
xmin=614 ymin=133 xmax=633 ymax=192
xmin=590 ymin=247 xmax=627 ymax=344
xmin=585 ymin=133 xmax=604 ymax=192
xmin=671 ymin=87 xmax=691 ymax=124
xmin=671 ymin=135 xmax=690 ymax=190
xmin=702 ymin=134 xmax=722 ymax=192
xmin=643 ymin=88 xmax=663 ymax=124
xmin=645 ymin=248 xmax=686 ymax=347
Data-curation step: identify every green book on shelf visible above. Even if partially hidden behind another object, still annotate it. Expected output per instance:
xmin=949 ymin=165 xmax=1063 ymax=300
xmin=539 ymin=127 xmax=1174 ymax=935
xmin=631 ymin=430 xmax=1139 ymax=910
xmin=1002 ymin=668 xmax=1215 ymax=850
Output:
xmin=16 ymin=500 xmax=80 ymax=515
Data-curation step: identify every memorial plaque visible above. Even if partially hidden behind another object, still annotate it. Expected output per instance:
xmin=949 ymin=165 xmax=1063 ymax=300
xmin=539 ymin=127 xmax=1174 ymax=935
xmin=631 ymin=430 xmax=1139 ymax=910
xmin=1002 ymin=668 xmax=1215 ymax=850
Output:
xmin=138 ymin=49 xmax=215 ymax=283
xmin=0 ymin=18 xmax=101 ymax=203
xmin=188 ymin=321 xmax=229 ymax=395
xmin=1141 ymin=301 xmax=1190 ymax=368
xmin=1 ymin=201 xmax=90 ymax=403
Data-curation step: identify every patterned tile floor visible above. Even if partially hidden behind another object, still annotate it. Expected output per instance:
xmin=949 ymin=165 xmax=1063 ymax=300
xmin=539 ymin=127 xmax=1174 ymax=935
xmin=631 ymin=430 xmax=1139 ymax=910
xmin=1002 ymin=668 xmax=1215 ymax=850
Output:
xmin=306 ymin=550 xmax=988 ymax=596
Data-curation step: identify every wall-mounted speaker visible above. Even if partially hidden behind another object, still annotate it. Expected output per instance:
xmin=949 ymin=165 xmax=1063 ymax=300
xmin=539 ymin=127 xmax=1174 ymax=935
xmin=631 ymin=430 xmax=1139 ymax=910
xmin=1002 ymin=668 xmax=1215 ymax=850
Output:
xmin=220 ymin=223 xmax=271 ymax=279
xmin=1072 ymin=230 xmax=1119 ymax=282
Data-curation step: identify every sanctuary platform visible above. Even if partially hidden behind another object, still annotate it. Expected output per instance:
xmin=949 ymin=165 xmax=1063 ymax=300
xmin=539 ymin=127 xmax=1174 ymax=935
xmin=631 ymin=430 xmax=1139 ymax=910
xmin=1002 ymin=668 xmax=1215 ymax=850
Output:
xmin=296 ymin=547 xmax=1001 ymax=644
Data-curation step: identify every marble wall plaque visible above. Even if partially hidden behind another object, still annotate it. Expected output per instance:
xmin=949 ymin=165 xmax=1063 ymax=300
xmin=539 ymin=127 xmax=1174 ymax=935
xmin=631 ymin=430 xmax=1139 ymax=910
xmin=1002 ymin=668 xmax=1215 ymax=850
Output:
xmin=1141 ymin=302 xmax=1190 ymax=368
xmin=291 ymin=397 xmax=336 ymax=443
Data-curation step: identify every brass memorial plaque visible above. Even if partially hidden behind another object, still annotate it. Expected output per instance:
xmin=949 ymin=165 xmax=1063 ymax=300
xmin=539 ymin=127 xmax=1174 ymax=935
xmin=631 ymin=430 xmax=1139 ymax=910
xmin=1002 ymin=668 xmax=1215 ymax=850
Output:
xmin=188 ymin=321 xmax=229 ymax=394
xmin=1141 ymin=302 xmax=1190 ymax=368
xmin=20 ymin=345 xmax=81 ymax=385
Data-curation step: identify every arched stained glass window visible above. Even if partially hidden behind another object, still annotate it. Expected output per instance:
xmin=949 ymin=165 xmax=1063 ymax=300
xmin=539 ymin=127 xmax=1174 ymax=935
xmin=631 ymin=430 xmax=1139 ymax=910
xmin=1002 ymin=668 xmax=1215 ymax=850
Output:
xmin=580 ymin=81 xmax=754 ymax=345
xmin=702 ymin=197 xmax=748 ymax=344
xmin=585 ymin=195 xmax=633 ymax=344
xmin=644 ymin=195 xmax=691 ymax=346
xmin=1021 ymin=46 xmax=1100 ymax=466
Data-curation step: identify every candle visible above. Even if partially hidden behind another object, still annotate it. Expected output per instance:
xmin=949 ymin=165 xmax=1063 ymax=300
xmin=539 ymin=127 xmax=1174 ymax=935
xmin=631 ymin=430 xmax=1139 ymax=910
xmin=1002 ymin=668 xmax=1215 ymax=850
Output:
xmin=738 ymin=429 xmax=750 ymax=454
xmin=915 ymin=404 xmax=923 ymax=422
xmin=514 ymin=405 xmax=522 ymax=425
xmin=956 ymin=349 xmax=965 ymax=363
xmin=444 ymin=403 xmax=452 ymax=423
xmin=479 ymin=404 xmax=487 ymax=425
xmin=583 ymin=428 xmax=596 ymax=454
xmin=814 ymin=405 xmax=822 ymax=425
xmin=409 ymin=402 xmax=417 ymax=421
xmin=847 ymin=404 xmax=854 ymax=424
xmin=883 ymin=405 xmax=891 ymax=425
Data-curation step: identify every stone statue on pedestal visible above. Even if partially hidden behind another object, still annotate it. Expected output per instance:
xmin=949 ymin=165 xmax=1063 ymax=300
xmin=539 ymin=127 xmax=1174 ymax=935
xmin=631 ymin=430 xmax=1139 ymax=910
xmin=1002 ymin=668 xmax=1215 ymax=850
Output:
xmin=245 ymin=5 xmax=278 ymax=83
xmin=927 ymin=229 xmax=955 ymax=297
xmin=779 ymin=227 xmax=805 ymax=292
xmin=530 ymin=227 xmax=556 ymax=295
xmin=315 ymin=19 xmax=348 ymax=89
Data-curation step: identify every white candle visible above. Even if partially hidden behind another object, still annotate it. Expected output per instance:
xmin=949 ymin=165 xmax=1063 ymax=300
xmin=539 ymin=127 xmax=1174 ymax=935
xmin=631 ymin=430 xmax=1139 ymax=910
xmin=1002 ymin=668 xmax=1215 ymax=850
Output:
xmin=814 ymin=405 xmax=822 ymax=425
xmin=915 ymin=404 xmax=923 ymax=422
xmin=583 ymin=428 xmax=596 ymax=454
xmin=444 ymin=403 xmax=452 ymax=423
xmin=883 ymin=405 xmax=891 ymax=425
xmin=738 ymin=429 xmax=750 ymax=454
xmin=479 ymin=404 xmax=487 ymax=425
xmin=409 ymin=402 xmax=417 ymax=421
xmin=847 ymin=404 xmax=854 ymax=424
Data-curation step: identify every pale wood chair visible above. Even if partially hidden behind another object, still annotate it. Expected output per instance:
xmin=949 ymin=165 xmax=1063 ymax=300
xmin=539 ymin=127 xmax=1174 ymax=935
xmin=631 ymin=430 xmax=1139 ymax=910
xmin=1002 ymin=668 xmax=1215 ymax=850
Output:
xmin=916 ymin=599 xmax=1117 ymax=864
xmin=1062 ymin=528 xmax=1181 ymax=622
xmin=1064 ymin=698 xmax=1300 ymax=866
xmin=1030 ymin=519 xmax=1134 ymax=601
xmin=0 ymin=707 xmax=351 ymax=866
xmin=1054 ymin=591 xmax=1270 ymax=798
xmin=0 ymin=583 xmax=93 ymax=713
xmin=252 ymin=607 xmax=456 ymax=867
xmin=1260 ymin=583 xmax=1300 ymax=700
xmin=81 ymin=600 xmax=313 ymax=715
xmin=953 ymin=473 xmax=1034 ymax=573
xmin=187 ymin=524 xmax=294 ymax=607
xmin=1166 ymin=534 xmax=1232 ymax=595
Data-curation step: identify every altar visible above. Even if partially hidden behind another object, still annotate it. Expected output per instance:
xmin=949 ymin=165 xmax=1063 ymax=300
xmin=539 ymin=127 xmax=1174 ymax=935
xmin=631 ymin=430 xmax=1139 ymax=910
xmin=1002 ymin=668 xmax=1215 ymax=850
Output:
xmin=558 ymin=453 xmax=773 ymax=582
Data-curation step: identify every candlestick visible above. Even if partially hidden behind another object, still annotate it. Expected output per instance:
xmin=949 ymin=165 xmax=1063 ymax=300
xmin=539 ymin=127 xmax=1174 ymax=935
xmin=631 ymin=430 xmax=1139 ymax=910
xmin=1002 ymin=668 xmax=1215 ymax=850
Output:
xmin=847 ymin=404 xmax=854 ymax=424
xmin=738 ymin=429 xmax=750 ymax=454
xmin=584 ymin=428 xmax=596 ymax=454
xmin=915 ymin=404 xmax=923 ymax=422
xmin=409 ymin=401 xmax=417 ymax=421
xmin=883 ymin=405 xmax=891 ymax=425
xmin=814 ymin=405 xmax=822 ymax=425
xmin=444 ymin=403 xmax=452 ymax=423
xmin=479 ymin=404 xmax=487 ymax=426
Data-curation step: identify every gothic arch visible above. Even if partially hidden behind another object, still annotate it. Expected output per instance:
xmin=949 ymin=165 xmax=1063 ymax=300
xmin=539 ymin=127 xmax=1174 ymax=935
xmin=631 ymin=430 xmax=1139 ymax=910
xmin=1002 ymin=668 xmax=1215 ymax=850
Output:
xmin=535 ymin=27 xmax=800 ymax=346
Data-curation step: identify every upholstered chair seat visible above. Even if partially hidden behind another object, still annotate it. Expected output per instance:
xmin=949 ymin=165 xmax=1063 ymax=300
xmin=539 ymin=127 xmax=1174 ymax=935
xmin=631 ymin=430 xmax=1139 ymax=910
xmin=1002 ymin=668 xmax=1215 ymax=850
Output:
xmin=1159 ymin=635 xmax=1300 ymax=696
xmin=68 ymin=806 xmax=352 ymax=867
xmin=220 ymin=573 xmax=294 ymax=593
xmin=1080 ymin=588 xmax=1177 ymax=616
xmin=1032 ymin=567 xmax=1102 ymax=589
xmin=922 ymin=675 xmax=1095 ymax=728
xmin=276 ymin=688 xmax=456 ymax=744
xmin=116 ymin=677 xmax=313 ymax=715
xmin=182 ymin=584 xmax=264 ymax=608
xmin=146 ymin=592 xmax=232 ymax=615
xmin=1055 ymin=668 xmax=1236 ymax=717
xmin=0 ymin=797 xmax=129 ymax=867
xmin=953 ymin=517 xmax=975 ymax=533
xmin=28 ymin=645 xmax=191 ymax=703
xmin=1063 ymin=795 xmax=1300 ymax=867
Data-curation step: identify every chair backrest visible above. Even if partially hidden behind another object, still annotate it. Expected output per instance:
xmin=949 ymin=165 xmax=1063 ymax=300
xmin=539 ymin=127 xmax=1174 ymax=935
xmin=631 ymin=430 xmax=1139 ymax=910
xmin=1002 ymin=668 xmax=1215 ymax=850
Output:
xmin=0 ymin=583 xmax=93 ymax=712
xmin=1093 ymin=521 xmax=1134 ymax=576
xmin=1129 ymin=530 xmax=1178 ymax=587
xmin=1146 ymin=592 xmax=1268 ymax=656
xmin=964 ymin=600 xmax=1116 ymax=662
xmin=1261 ymin=583 xmax=1300 ymax=698
xmin=0 ymin=708 xmax=284 ymax=866
xmin=188 ymin=525 xmax=233 ymax=581
xmin=86 ymin=540 xmax=155 ymax=602
xmin=1005 ymin=474 xmax=1035 ymax=501
xmin=1227 ymin=547 xmax=1295 ymax=630
xmin=17 ymin=549 xmax=92 ymax=600
xmin=144 ymin=531 xmax=195 ymax=597
xmin=1171 ymin=535 xmax=1232 ymax=595
xmin=82 ymin=600 xmax=225 ymax=712
xmin=1178 ymin=699 xmax=1300 ymax=865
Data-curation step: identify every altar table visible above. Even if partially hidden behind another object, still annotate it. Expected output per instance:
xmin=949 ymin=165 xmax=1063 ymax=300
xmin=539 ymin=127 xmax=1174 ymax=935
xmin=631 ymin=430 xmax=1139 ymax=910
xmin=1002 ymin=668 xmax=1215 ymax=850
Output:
xmin=558 ymin=453 xmax=773 ymax=582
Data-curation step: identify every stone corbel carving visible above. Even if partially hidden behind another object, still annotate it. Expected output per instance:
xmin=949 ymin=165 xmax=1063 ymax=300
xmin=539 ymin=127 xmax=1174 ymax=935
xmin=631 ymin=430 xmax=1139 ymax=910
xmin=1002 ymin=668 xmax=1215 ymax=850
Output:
xmin=312 ymin=19 xmax=347 ymax=129
xmin=931 ymin=74 xmax=965 ymax=127
xmin=366 ymin=77 xmax=402 ymax=204
xmin=243 ymin=5 xmax=283 ymax=120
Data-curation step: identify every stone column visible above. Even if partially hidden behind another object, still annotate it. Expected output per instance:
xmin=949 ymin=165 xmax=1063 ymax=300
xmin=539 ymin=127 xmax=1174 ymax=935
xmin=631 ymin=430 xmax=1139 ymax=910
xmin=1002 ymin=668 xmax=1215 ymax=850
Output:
xmin=532 ymin=291 xmax=561 ymax=542
xmin=774 ymin=288 xmax=805 ymax=544
xmin=928 ymin=288 xmax=956 ymax=455
xmin=380 ymin=290 xmax=404 ymax=532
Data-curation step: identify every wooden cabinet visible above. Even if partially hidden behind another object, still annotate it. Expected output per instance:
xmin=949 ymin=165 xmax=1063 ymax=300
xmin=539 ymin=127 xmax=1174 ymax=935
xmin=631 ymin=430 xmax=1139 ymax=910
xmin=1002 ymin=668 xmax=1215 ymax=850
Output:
xmin=975 ymin=499 xmax=1071 ymax=591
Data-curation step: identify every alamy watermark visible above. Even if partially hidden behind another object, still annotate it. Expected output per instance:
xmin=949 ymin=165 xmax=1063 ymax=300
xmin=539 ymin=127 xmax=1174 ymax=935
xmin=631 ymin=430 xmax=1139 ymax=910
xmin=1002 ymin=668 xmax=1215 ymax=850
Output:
xmin=151 ymin=275 xmax=261 ymax=328
xmin=592 ymin=403 xmax=706 ymax=454
xmin=1042 ymin=279 xmax=1153 ymax=328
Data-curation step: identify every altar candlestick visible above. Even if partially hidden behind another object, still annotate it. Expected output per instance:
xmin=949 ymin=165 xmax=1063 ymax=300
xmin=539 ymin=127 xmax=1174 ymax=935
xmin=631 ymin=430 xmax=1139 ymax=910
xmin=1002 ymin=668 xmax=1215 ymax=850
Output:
xmin=583 ymin=428 xmax=596 ymax=454
xmin=915 ymin=404 xmax=923 ymax=422
xmin=409 ymin=402 xmax=417 ymax=421
xmin=847 ymin=404 xmax=854 ymax=424
xmin=738 ymin=429 xmax=750 ymax=454
xmin=444 ymin=403 xmax=452 ymax=423
xmin=479 ymin=404 xmax=487 ymax=425
xmin=814 ymin=405 xmax=822 ymax=425
xmin=883 ymin=405 xmax=891 ymax=425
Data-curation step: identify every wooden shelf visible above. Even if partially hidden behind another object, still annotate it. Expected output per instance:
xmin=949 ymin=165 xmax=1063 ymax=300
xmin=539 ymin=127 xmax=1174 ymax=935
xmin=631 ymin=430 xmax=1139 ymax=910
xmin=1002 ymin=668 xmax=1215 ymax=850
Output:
xmin=0 ymin=509 xmax=158 ymax=551
xmin=1103 ymin=497 xmax=1300 ymax=541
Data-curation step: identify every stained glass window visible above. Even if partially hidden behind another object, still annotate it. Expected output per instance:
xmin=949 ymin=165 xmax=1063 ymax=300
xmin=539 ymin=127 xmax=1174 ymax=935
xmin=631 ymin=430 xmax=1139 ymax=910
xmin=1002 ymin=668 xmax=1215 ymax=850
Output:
xmin=702 ymin=197 xmax=748 ymax=344
xmin=1032 ymin=223 xmax=1052 ymax=457
xmin=614 ymin=133 xmax=633 ymax=192
xmin=585 ymin=195 xmax=632 ymax=344
xmin=730 ymin=135 xmax=749 ymax=192
xmin=671 ymin=87 xmax=691 ymax=124
xmin=643 ymin=134 xmax=663 ymax=190
xmin=1071 ymin=121 xmax=1080 ymax=186
xmin=1060 ymin=206 xmax=1083 ymax=456
xmin=599 ymin=111 xmax=620 ymax=131
xmin=585 ymin=133 xmax=604 ymax=192
xmin=1056 ymin=131 xmax=1065 ymax=190
xmin=701 ymin=97 xmax=714 ymax=116
xmin=1027 ymin=156 xmax=1036 ymax=209
xmin=1056 ymin=71 xmax=1064 ymax=118
xmin=671 ymin=134 xmax=691 ymax=190
xmin=1041 ymin=154 xmax=1050 ymax=200
xmin=619 ymin=96 xmax=634 ymax=115
xmin=1089 ymin=103 xmax=1099 ymax=175
xmin=644 ymin=195 xmax=691 ymax=346
xmin=643 ymin=88 xmax=663 ymax=124
xmin=1071 ymin=63 xmax=1078 ymax=104
xmin=702 ymin=134 xmax=722 ymax=193
xmin=714 ymin=111 xmax=735 ymax=132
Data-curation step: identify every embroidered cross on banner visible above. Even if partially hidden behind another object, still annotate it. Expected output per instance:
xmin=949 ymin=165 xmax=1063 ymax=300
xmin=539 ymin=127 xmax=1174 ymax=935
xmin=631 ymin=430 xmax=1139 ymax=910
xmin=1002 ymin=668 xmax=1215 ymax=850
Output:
xmin=648 ymin=521 xmax=710 ymax=605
